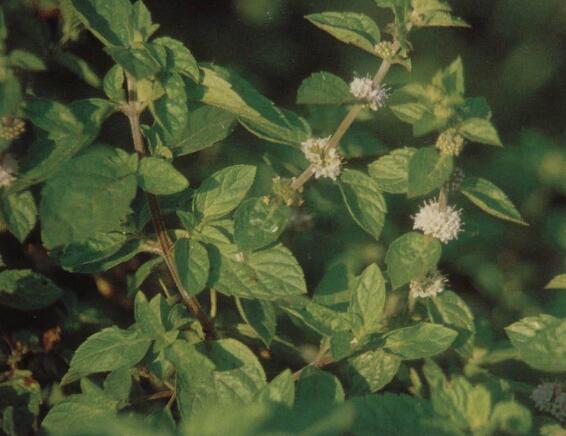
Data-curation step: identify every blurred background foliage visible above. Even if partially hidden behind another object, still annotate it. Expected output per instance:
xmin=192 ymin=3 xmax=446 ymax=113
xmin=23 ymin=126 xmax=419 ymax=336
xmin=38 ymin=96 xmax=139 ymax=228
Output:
xmin=1 ymin=0 xmax=566 ymax=398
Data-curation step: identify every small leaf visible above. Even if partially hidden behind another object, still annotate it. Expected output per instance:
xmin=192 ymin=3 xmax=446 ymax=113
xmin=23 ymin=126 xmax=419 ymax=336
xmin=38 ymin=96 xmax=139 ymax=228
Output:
xmin=62 ymin=326 xmax=151 ymax=384
xmin=258 ymin=370 xmax=294 ymax=407
xmin=103 ymin=65 xmax=126 ymax=102
xmin=127 ymin=257 xmax=163 ymax=296
xmin=505 ymin=314 xmax=566 ymax=372
xmin=234 ymin=197 xmax=290 ymax=251
xmin=297 ymin=71 xmax=353 ymax=105
xmin=461 ymin=177 xmax=527 ymax=225
xmin=306 ymin=12 xmax=381 ymax=54
xmin=408 ymin=147 xmax=453 ymax=198
xmin=173 ymin=238 xmax=210 ymax=296
xmin=105 ymin=46 xmax=161 ymax=80
xmin=545 ymin=274 xmax=566 ymax=290
xmin=103 ymin=367 xmax=132 ymax=405
xmin=0 ymin=269 xmax=63 ymax=311
xmin=134 ymin=292 xmax=166 ymax=338
xmin=295 ymin=367 xmax=345 ymax=411
xmin=193 ymin=165 xmax=256 ymax=220
xmin=137 ymin=156 xmax=188 ymax=195
xmin=458 ymin=118 xmax=502 ymax=146
xmin=349 ymin=264 xmax=386 ymax=335
xmin=384 ymin=322 xmax=457 ymax=360
xmin=152 ymin=72 xmax=188 ymax=143
xmin=385 ymin=232 xmax=442 ymax=289
xmin=1 ymin=190 xmax=37 ymax=242
xmin=338 ymin=169 xmax=387 ymax=241
xmin=153 ymin=37 xmax=199 ymax=82
xmin=342 ymin=348 xmax=400 ymax=394
xmin=237 ymin=298 xmax=277 ymax=347
xmin=8 ymin=49 xmax=46 ymax=71
xmin=368 ymin=148 xmax=416 ymax=194
xmin=71 ymin=0 xmax=133 ymax=47
xmin=390 ymin=102 xmax=428 ymax=125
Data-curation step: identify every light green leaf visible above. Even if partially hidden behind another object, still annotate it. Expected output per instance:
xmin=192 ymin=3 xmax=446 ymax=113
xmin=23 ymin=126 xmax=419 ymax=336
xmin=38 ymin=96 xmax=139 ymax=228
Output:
xmin=103 ymin=65 xmax=126 ymax=102
xmin=234 ymin=197 xmax=290 ymax=251
xmin=106 ymin=46 xmax=161 ymax=80
xmin=127 ymin=257 xmax=163 ymax=296
xmin=368 ymin=148 xmax=416 ymax=194
xmin=430 ymin=291 xmax=475 ymax=359
xmin=257 ymin=370 xmax=294 ymax=407
xmin=153 ymin=37 xmax=199 ymax=82
xmin=390 ymin=102 xmax=428 ymax=124
xmin=338 ymin=169 xmax=387 ymax=241
xmin=306 ymin=12 xmax=381 ymax=54
xmin=152 ymin=72 xmax=188 ymax=143
xmin=54 ymin=50 xmax=101 ymax=88
xmin=458 ymin=117 xmax=502 ymax=146
xmin=103 ymin=367 xmax=132 ymax=405
xmin=279 ymin=296 xmax=352 ymax=336
xmin=545 ymin=274 xmax=566 ymax=290
xmin=236 ymin=298 xmax=277 ymax=347
xmin=8 ymin=49 xmax=46 ymax=72
xmin=131 ymin=0 xmax=159 ymax=41
xmin=40 ymin=147 xmax=138 ymax=248
xmin=408 ymin=146 xmax=453 ymax=198
xmin=71 ymin=0 xmax=133 ymax=47
xmin=1 ymin=190 xmax=37 ymax=242
xmin=137 ymin=156 xmax=188 ymax=195
xmin=461 ymin=177 xmax=527 ymax=225
xmin=209 ymin=243 xmax=306 ymax=300
xmin=297 ymin=71 xmax=353 ymax=105
xmin=186 ymin=64 xmax=310 ymax=146
xmin=26 ymin=98 xmax=83 ymax=139
xmin=385 ymin=232 xmax=442 ymax=289
xmin=134 ymin=292 xmax=166 ymax=338
xmin=384 ymin=322 xmax=457 ymax=359
xmin=0 ymin=269 xmax=63 ymax=311
xmin=489 ymin=401 xmax=532 ymax=435
xmin=505 ymin=314 xmax=566 ymax=372
xmin=342 ymin=348 xmax=400 ymax=394
xmin=193 ymin=165 xmax=256 ymax=221
xmin=295 ymin=366 xmax=345 ymax=410
xmin=349 ymin=264 xmax=386 ymax=335
xmin=173 ymin=238 xmax=210 ymax=296
xmin=170 ymin=105 xmax=236 ymax=157
xmin=62 ymin=326 xmax=152 ymax=384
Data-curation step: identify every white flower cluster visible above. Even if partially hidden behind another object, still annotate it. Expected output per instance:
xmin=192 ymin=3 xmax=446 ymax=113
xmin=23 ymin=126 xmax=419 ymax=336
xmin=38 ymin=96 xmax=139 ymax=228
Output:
xmin=0 ymin=153 xmax=18 ymax=188
xmin=531 ymin=382 xmax=566 ymax=422
xmin=349 ymin=76 xmax=390 ymax=111
xmin=409 ymin=271 xmax=447 ymax=299
xmin=413 ymin=198 xmax=462 ymax=244
xmin=301 ymin=136 xmax=342 ymax=180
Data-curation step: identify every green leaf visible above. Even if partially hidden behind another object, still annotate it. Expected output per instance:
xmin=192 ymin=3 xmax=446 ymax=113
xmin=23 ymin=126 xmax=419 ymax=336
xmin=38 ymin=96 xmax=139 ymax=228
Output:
xmin=0 ymin=269 xmax=63 ymax=311
xmin=349 ymin=264 xmax=386 ymax=335
xmin=62 ymin=326 xmax=151 ymax=384
xmin=236 ymin=298 xmax=277 ymax=347
xmin=297 ymin=71 xmax=353 ymax=105
xmin=137 ymin=156 xmax=188 ymax=195
xmin=40 ymin=146 xmax=138 ymax=248
xmin=489 ymin=401 xmax=532 ymax=435
xmin=173 ymin=238 xmax=210 ymax=296
xmin=131 ymin=0 xmax=159 ymax=41
xmin=390 ymin=102 xmax=429 ymax=125
xmin=127 ymin=257 xmax=163 ymax=296
xmin=458 ymin=117 xmax=502 ymax=146
xmin=209 ymin=243 xmax=307 ymax=300
xmin=169 ymin=339 xmax=273 ymax=423
xmin=186 ymin=64 xmax=310 ymax=146
xmin=106 ymin=46 xmax=161 ymax=80
xmin=306 ymin=12 xmax=381 ymax=54
xmin=41 ymin=394 xmax=117 ymax=435
xmin=8 ymin=50 xmax=46 ymax=72
xmin=1 ymin=190 xmax=37 ymax=242
xmin=461 ymin=177 xmax=527 ymax=225
xmin=234 ymin=197 xmax=290 ymax=251
xmin=103 ymin=65 xmax=126 ymax=102
xmin=368 ymin=148 xmax=416 ymax=194
xmin=279 ymin=296 xmax=352 ymax=336
xmin=53 ymin=50 xmax=101 ymax=88
xmin=71 ymin=0 xmax=133 ymax=47
xmin=0 ymin=75 xmax=22 ymax=118
xmin=103 ymin=367 xmax=132 ymax=405
xmin=295 ymin=366 xmax=345 ymax=410
xmin=153 ymin=37 xmax=199 ymax=82
xmin=338 ymin=169 xmax=387 ymax=241
xmin=429 ymin=291 xmax=475 ymax=359
xmin=134 ymin=292 xmax=166 ymax=338
xmin=152 ymin=72 xmax=188 ymax=143
xmin=26 ymin=98 xmax=83 ymax=139
xmin=385 ymin=232 xmax=442 ymax=289
xmin=505 ymin=314 xmax=566 ymax=372
xmin=258 ymin=370 xmax=294 ymax=407
xmin=342 ymin=348 xmax=400 ymax=394
xmin=408 ymin=147 xmax=453 ymax=198
xmin=193 ymin=165 xmax=256 ymax=221
xmin=170 ymin=105 xmax=236 ymax=157
xmin=384 ymin=322 xmax=457 ymax=359
xmin=433 ymin=57 xmax=465 ymax=97
xmin=545 ymin=274 xmax=566 ymax=290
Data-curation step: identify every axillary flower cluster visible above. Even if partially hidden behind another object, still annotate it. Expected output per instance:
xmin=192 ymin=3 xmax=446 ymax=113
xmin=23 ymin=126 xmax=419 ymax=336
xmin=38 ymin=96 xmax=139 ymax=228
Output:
xmin=413 ymin=198 xmax=462 ymax=244
xmin=531 ymin=382 xmax=566 ymax=422
xmin=301 ymin=136 xmax=342 ymax=181
xmin=349 ymin=76 xmax=390 ymax=111
xmin=0 ymin=153 xmax=18 ymax=188
xmin=409 ymin=270 xmax=447 ymax=299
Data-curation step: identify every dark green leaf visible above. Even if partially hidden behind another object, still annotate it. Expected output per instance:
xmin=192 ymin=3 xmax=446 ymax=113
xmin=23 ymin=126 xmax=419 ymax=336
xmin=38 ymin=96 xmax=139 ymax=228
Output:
xmin=349 ymin=264 xmax=386 ymax=335
xmin=384 ymin=322 xmax=457 ymax=359
xmin=1 ymin=190 xmax=37 ymax=242
xmin=0 ymin=269 xmax=63 ymax=311
xmin=71 ymin=0 xmax=133 ymax=47
xmin=105 ymin=46 xmax=161 ymax=80
xmin=173 ymin=238 xmax=210 ymax=296
xmin=342 ymin=348 xmax=400 ymax=394
xmin=153 ymin=37 xmax=199 ymax=82
xmin=137 ymin=156 xmax=188 ymax=195
xmin=408 ymin=147 xmax=453 ymax=198
xmin=152 ymin=73 xmax=188 ymax=143
xmin=297 ymin=71 xmax=353 ymax=105
xmin=368 ymin=148 xmax=416 ymax=194
xmin=237 ymin=298 xmax=277 ymax=346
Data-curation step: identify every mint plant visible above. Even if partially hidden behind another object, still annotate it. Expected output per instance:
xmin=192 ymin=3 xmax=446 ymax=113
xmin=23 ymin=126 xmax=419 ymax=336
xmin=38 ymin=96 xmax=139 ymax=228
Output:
xmin=0 ymin=0 xmax=564 ymax=435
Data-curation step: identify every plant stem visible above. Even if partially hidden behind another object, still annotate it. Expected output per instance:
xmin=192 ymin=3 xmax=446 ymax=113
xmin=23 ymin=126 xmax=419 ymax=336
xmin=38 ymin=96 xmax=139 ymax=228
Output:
xmin=291 ymin=41 xmax=400 ymax=192
xmin=125 ymin=75 xmax=216 ymax=341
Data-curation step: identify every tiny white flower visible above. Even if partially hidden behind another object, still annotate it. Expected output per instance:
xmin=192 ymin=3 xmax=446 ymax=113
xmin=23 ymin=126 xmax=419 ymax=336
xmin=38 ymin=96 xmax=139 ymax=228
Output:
xmin=349 ymin=76 xmax=390 ymax=111
xmin=0 ymin=153 xmax=18 ymax=188
xmin=412 ymin=198 xmax=462 ymax=244
xmin=300 ymin=136 xmax=342 ymax=180
xmin=235 ymin=252 xmax=245 ymax=263
xmin=409 ymin=271 xmax=447 ymax=299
